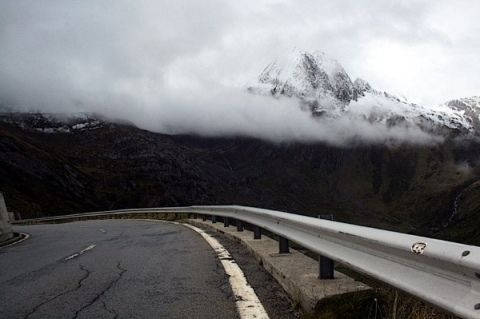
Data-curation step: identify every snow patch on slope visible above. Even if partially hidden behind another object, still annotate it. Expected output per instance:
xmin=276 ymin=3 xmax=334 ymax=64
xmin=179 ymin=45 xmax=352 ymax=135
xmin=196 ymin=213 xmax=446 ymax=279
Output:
xmin=0 ymin=112 xmax=105 ymax=133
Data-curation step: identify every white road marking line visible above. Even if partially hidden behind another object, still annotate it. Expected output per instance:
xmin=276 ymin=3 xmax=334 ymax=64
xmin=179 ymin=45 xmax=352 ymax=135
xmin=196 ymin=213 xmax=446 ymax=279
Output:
xmin=183 ymin=223 xmax=270 ymax=319
xmin=0 ymin=233 xmax=30 ymax=249
xmin=64 ymin=253 xmax=79 ymax=261
xmin=80 ymin=244 xmax=96 ymax=254
xmin=117 ymin=219 xmax=270 ymax=318
xmin=64 ymin=244 xmax=96 ymax=261
xmin=99 ymin=229 xmax=106 ymax=233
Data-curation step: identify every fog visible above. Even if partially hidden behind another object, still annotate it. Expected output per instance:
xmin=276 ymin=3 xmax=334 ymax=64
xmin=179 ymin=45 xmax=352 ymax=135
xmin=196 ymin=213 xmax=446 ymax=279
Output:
xmin=0 ymin=0 xmax=477 ymax=145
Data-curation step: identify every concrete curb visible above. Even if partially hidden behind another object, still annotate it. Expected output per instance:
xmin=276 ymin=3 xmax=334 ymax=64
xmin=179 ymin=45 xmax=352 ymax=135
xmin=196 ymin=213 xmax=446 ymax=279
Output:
xmin=188 ymin=219 xmax=369 ymax=312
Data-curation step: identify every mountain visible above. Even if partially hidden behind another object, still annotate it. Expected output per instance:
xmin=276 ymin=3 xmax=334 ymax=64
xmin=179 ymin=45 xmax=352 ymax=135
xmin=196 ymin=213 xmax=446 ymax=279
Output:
xmin=0 ymin=111 xmax=480 ymax=245
xmin=248 ymin=50 xmax=480 ymax=137
xmin=0 ymin=50 xmax=479 ymax=245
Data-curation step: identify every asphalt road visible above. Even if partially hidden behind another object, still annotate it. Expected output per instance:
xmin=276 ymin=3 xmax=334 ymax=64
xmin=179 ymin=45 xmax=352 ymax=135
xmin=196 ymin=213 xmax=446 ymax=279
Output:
xmin=0 ymin=220 xmax=240 ymax=319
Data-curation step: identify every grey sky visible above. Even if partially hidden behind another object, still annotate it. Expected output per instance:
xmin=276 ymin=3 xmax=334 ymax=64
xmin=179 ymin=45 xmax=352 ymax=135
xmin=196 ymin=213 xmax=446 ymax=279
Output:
xmin=0 ymin=0 xmax=478 ymax=143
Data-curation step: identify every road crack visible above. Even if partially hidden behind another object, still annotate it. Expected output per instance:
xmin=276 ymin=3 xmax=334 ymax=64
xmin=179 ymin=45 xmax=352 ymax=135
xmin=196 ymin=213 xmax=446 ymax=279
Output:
xmin=72 ymin=262 xmax=126 ymax=319
xmin=101 ymin=300 xmax=118 ymax=319
xmin=24 ymin=264 xmax=90 ymax=319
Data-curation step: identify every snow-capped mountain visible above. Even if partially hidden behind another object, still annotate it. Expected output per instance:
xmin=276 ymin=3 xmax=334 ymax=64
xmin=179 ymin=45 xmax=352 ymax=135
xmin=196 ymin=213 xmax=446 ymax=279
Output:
xmin=248 ymin=50 xmax=480 ymax=137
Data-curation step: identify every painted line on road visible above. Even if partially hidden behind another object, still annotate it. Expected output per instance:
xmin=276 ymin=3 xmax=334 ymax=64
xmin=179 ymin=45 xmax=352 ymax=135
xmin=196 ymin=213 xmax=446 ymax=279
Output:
xmin=183 ymin=223 xmax=270 ymax=319
xmin=80 ymin=244 xmax=96 ymax=254
xmin=64 ymin=253 xmax=79 ymax=261
xmin=0 ymin=232 xmax=30 ymax=249
xmin=126 ymin=219 xmax=270 ymax=318
xmin=64 ymin=244 xmax=96 ymax=261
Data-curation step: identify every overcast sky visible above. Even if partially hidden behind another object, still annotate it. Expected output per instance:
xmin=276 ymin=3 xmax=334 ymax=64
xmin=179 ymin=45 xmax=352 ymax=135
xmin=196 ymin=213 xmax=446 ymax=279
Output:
xmin=0 ymin=0 xmax=478 ymax=143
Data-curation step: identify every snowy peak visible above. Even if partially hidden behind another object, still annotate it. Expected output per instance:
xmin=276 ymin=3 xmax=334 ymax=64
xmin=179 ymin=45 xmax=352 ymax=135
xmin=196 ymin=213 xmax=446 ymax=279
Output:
xmin=249 ymin=50 xmax=480 ymax=138
xmin=255 ymin=50 xmax=358 ymax=101
xmin=249 ymin=50 xmax=378 ymax=116
xmin=353 ymin=78 xmax=372 ymax=97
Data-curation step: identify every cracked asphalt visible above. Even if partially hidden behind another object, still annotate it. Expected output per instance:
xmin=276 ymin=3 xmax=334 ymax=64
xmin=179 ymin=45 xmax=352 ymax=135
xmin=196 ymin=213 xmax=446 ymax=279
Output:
xmin=0 ymin=220 xmax=240 ymax=319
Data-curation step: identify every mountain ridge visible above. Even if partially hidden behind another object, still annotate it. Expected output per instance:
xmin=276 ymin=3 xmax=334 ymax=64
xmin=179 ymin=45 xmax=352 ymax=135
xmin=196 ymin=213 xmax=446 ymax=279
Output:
xmin=248 ymin=50 xmax=480 ymax=138
xmin=1 ymin=51 xmax=480 ymax=246
xmin=1 ymin=116 xmax=480 ymax=246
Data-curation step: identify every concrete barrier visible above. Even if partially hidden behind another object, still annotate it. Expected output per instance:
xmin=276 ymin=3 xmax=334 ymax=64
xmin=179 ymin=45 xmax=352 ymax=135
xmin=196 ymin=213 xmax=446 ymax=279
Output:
xmin=0 ymin=192 xmax=13 ymax=243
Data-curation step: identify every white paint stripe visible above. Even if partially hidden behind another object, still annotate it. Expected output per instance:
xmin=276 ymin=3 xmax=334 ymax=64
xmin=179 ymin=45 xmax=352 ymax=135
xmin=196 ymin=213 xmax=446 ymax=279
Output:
xmin=99 ymin=229 xmax=106 ymax=233
xmin=80 ymin=244 xmax=96 ymax=254
xmin=108 ymin=219 xmax=269 ymax=318
xmin=64 ymin=244 xmax=96 ymax=261
xmin=0 ymin=233 xmax=30 ymax=249
xmin=64 ymin=253 xmax=79 ymax=261
xmin=183 ymin=223 xmax=270 ymax=319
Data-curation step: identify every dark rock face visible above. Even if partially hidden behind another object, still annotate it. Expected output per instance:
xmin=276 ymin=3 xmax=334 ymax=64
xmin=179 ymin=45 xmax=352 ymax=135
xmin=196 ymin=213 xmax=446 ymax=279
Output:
xmin=1 ymin=119 xmax=480 ymax=244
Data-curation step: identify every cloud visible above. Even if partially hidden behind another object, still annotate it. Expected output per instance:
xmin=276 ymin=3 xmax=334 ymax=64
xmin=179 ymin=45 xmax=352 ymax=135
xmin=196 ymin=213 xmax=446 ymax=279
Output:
xmin=0 ymin=0 xmax=477 ymax=145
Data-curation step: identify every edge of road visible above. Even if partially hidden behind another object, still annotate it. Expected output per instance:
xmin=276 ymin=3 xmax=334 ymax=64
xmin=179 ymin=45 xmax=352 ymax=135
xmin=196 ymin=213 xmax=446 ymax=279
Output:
xmin=0 ymin=232 xmax=30 ymax=248
xmin=187 ymin=219 xmax=370 ymax=313
xmin=182 ymin=223 xmax=270 ymax=319
xmin=11 ymin=216 xmax=371 ymax=316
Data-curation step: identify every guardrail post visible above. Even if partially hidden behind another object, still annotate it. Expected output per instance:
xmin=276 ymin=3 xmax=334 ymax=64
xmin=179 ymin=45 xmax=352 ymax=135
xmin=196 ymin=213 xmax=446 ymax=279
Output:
xmin=224 ymin=217 xmax=229 ymax=227
xmin=279 ymin=236 xmax=289 ymax=254
xmin=212 ymin=215 xmax=217 ymax=223
xmin=253 ymin=225 xmax=261 ymax=239
xmin=202 ymin=214 xmax=206 ymax=221
xmin=318 ymin=214 xmax=334 ymax=279
xmin=237 ymin=220 xmax=244 ymax=232
xmin=193 ymin=213 xmax=197 ymax=219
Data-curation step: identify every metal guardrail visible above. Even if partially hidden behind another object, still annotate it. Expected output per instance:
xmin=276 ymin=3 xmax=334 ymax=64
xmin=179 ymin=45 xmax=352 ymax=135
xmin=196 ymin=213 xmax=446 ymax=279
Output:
xmin=14 ymin=205 xmax=480 ymax=319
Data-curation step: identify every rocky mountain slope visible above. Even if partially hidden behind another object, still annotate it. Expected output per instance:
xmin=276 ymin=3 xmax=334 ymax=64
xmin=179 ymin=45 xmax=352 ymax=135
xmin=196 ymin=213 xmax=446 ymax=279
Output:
xmin=0 ymin=113 xmax=479 ymax=245
xmin=248 ymin=50 xmax=480 ymax=137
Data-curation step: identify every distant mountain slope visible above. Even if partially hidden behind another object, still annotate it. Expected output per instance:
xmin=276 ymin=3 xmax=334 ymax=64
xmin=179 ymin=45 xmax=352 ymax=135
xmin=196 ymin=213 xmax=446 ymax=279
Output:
xmin=0 ymin=112 xmax=106 ymax=133
xmin=1 ymin=50 xmax=479 ymax=244
xmin=248 ymin=50 xmax=480 ymax=137
xmin=1 ymin=115 xmax=480 ymax=245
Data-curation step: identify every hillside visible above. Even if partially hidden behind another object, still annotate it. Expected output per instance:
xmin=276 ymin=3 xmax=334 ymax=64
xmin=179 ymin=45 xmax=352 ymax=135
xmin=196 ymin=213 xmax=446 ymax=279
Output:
xmin=2 ymin=50 xmax=480 ymax=245
xmin=1 ymin=115 xmax=479 ymax=245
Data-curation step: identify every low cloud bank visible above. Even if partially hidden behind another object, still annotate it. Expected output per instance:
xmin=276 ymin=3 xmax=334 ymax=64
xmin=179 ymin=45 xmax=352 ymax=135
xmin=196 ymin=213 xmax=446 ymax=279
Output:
xmin=130 ymin=89 xmax=441 ymax=146
xmin=5 ymin=84 xmax=440 ymax=146
xmin=0 ymin=60 xmax=441 ymax=146
xmin=0 ymin=0 xmax=449 ymax=146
